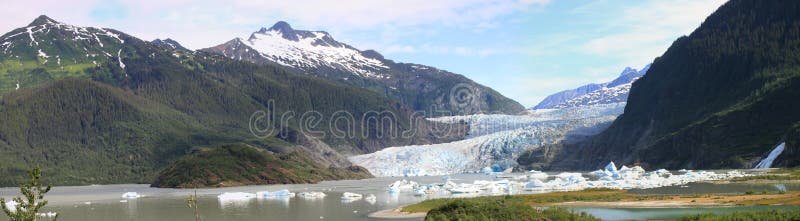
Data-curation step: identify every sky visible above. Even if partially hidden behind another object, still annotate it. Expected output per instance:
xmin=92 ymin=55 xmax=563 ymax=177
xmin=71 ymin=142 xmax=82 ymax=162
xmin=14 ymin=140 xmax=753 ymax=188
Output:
xmin=0 ymin=0 xmax=726 ymax=107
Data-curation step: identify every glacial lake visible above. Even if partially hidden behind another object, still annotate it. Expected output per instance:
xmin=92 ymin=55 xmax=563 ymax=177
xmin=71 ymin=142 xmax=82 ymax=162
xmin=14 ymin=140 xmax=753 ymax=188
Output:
xmin=1 ymin=173 xmax=798 ymax=221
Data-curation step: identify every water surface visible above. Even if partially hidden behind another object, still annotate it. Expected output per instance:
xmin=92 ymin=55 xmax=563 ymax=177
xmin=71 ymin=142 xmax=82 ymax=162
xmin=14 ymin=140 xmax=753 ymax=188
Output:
xmin=1 ymin=173 xmax=797 ymax=221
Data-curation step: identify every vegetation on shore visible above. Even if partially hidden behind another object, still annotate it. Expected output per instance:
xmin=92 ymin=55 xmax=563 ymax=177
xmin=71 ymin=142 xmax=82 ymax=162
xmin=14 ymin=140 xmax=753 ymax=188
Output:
xmin=406 ymin=188 xmax=800 ymax=221
xmin=678 ymin=209 xmax=800 ymax=221
xmin=730 ymin=169 xmax=800 ymax=182
xmin=424 ymin=197 xmax=600 ymax=221
xmin=150 ymin=144 xmax=372 ymax=188
xmin=404 ymin=188 xmax=800 ymax=214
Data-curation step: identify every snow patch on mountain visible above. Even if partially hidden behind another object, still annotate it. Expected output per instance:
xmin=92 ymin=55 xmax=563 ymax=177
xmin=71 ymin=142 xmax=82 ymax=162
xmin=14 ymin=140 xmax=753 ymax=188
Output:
xmin=237 ymin=23 xmax=389 ymax=79
xmin=533 ymin=65 xmax=649 ymax=109
xmin=350 ymin=103 xmax=625 ymax=177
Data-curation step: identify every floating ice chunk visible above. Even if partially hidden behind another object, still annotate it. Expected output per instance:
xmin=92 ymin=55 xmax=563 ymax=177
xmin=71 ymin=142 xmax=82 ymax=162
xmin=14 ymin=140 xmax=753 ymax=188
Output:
xmin=121 ymin=192 xmax=141 ymax=199
xmin=449 ymin=183 xmax=482 ymax=194
xmin=555 ymin=172 xmax=585 ymax=183
xmin=365 ymin=194 xmax=376 ymax=204
xmin=604 ymin=162 xmax=618 ymax=173
xmin=218 ymin=192 xmax=256 ymax=201
xmin=524 ymin=179 xmax=545 ymax=189
xmin=4 ymin=201 xmax=18 ymax=212
xmin=298 ymin=192 xmax=326 ymax=199
xmin=527 ymin=171 xmax=549 ymax=180
xmin=388 ymin=179 xmax=420 ymax=192
xmin=590 ymin=169 xmax=608 ymax=177
xmin=36 ymin=212 xmax=57 ymax=217
xmin=341 ymin=192 xmax=362 ymax=200
xmin=263 ymin=189 xmax=295 ymax=198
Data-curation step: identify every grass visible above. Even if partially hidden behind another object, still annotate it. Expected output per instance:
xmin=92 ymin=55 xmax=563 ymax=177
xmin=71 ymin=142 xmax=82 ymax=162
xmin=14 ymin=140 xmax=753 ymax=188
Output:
xmin=405 ymin=189 xmax=800 ymax=221
xmin=403 ymin=188 xmax=629 ymax=213
xmin=423 ymin=198 xmax=600 ymax=221
xmin=678 ymin=209 xmax=800 ymax=221
xmin=403 ymin=189 xmax=800 ymax=214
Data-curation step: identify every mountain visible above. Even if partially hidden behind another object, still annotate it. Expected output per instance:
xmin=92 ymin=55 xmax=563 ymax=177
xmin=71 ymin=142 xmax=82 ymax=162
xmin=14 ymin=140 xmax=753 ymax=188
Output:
xmin=151 ymin=38 xmax=189 ymax=51
xmin=0 ymin=16 xmax=466 ymax=186
xmin=532 ymin=65 xmax=649 ymax=109
xmin=547 ymin=0 xmax=800 ymax=170
xmin=202 ymin=21 xmax=526 ymax=116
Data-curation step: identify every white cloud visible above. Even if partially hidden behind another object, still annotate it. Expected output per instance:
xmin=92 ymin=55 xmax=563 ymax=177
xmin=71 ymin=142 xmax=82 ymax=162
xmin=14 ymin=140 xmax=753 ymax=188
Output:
xmin=579 ymin=0 xmax=726 ymax=67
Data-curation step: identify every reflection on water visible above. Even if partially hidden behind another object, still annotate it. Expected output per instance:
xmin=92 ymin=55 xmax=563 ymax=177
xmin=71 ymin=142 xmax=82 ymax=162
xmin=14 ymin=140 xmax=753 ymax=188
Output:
xmin=0 ymin=173 xmax=798 ymax=221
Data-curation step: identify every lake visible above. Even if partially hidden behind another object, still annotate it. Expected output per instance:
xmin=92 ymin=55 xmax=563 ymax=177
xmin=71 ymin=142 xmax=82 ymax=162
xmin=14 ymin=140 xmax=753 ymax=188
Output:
xmin=1 ymin=173 xmax=798 ymax=221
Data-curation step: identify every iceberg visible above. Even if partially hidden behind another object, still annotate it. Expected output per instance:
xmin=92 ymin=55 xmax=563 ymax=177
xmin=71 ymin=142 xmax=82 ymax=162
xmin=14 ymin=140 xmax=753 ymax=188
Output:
xmin=257 ymin=189 xmax=295 ymax=198
xmin=524 ymin=179 xmax=545 ymax=189
xmin=298 ymin=192 xmax=326 ymax=199
xmin=217 ymin=192 xmax=256 ymax=201
xmin=604 ymin=162 xmax=618 ymax=174
xmin=121 ymin=192 xmax=141 ymax=199
xmin=365 ymin=194 xmax=377 ymax=204
xmin=4 ymin=201 xmax=18 ymax=212
xmin=449 ymin=187 xmax=481 ymax=194
xmin=341 ymin=192 xmax=363 ymax=200
xmin=388 ymin=180 xmax=420 ymax=193
xmin=36 ymin=212 xmax=57 ymax=217
xmin=527 ymin=170 xmax=549 ymax=180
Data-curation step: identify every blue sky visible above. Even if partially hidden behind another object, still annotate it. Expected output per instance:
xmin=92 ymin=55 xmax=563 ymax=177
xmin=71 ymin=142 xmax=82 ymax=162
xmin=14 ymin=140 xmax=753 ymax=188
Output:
xmin=0 ymin=0 xmax=725 ymax=107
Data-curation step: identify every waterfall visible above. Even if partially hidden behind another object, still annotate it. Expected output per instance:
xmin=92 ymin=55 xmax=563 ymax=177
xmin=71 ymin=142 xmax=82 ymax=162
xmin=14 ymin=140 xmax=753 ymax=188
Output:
xmin=754 ymin=142 xmax=786 ymax=169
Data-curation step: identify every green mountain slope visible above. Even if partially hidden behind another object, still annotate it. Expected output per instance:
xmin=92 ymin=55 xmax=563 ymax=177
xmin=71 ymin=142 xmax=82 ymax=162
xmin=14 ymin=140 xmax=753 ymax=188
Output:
xmin=151 ymin=144 xmax=372 ymax=188
xmin=0 ymin=16 xmax=466 ymax=186
xmin=549 ymin=0 xmax=800 ymax=170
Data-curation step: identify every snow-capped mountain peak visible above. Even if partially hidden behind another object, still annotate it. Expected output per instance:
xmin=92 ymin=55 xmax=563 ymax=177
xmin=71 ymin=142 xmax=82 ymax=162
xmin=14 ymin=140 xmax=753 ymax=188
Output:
xmin=227 ymin=21 xmax=389 ymax=79
xmin=28 ymin=15 xmax=58 ymax=26
xmin=533 ymin=64 xmax=650 ymax=109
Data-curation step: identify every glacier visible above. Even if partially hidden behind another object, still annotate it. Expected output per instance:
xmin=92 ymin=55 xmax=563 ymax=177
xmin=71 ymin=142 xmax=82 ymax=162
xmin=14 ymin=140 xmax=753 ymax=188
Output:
xmin=349 ymin=103 xmax=625 ymax=177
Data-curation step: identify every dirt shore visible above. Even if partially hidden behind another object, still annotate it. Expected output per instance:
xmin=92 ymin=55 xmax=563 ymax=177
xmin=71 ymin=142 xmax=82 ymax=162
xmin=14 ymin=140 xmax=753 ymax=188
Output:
xmin=368 ymin=206 xmax=427 ymax=219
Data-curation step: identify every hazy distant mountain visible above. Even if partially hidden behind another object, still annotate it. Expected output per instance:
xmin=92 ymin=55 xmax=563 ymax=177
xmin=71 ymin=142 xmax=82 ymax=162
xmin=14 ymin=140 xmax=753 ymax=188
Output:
xmin=532 ymin=65 xmax=649 ymax=109
xmin=203 ymin=21 xmax=526 ymax=116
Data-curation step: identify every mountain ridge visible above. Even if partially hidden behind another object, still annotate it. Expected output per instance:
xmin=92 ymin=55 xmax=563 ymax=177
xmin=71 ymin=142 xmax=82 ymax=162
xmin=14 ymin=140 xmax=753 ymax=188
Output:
xmin=202 ymin=21 xmax=526 ymax=116
xmin=532 ymin=64 xmax=649 ymax=109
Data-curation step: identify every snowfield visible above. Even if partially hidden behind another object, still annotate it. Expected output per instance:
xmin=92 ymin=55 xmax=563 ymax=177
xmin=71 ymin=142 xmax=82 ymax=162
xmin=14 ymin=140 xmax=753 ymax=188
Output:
xmin=241 ymin=28 xmax=389 ymax=79
xmin=349 ymin=103 xmax=626 ymax=177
